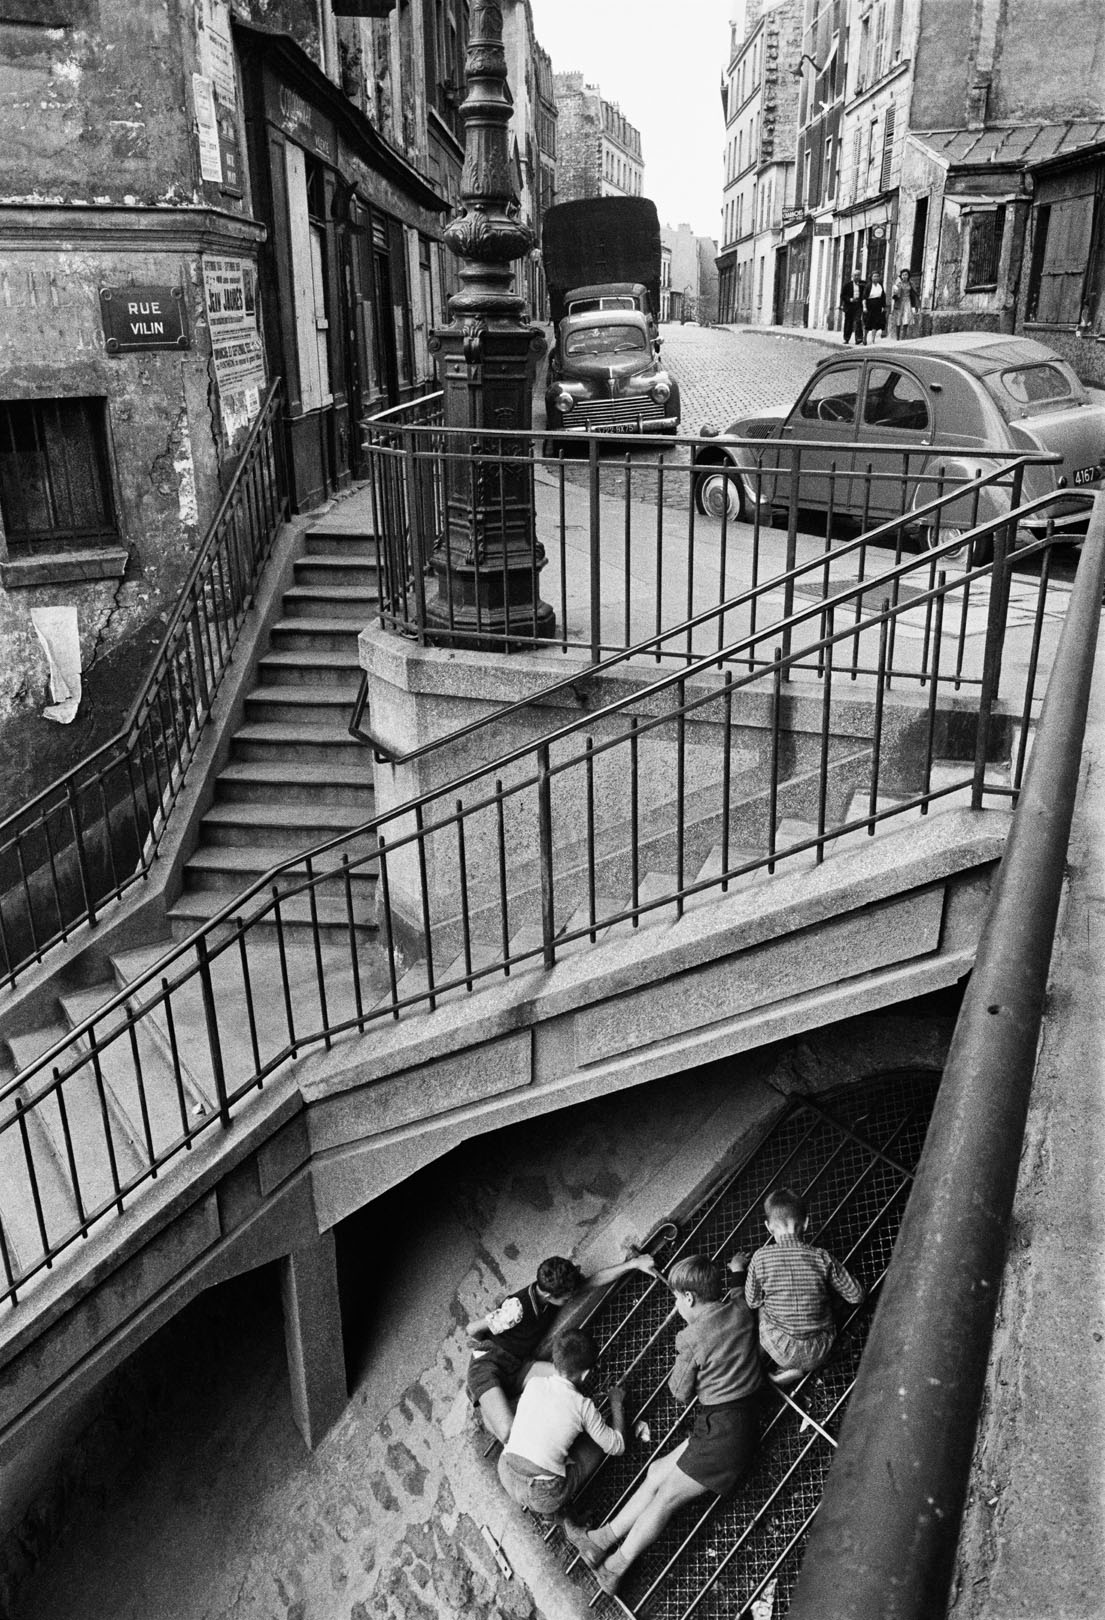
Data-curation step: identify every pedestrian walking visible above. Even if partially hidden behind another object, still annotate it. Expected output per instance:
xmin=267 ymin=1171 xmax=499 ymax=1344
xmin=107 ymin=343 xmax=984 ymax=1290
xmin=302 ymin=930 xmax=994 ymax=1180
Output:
xmin=863 ymin=274 xmax=887 ymax=342
xmin=890 ymin=268 xmax=918 ymax=340
xmin=840 ymin=272 xmax=867 ymax=346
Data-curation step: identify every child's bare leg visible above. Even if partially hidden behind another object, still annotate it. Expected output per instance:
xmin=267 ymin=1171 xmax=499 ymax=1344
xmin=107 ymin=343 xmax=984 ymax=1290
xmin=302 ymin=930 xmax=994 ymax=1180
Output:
xmin=477 ymin=1387 xmax=515 ymax=1444
xmin=603 ymin=1446 xmax=706 ymax=1578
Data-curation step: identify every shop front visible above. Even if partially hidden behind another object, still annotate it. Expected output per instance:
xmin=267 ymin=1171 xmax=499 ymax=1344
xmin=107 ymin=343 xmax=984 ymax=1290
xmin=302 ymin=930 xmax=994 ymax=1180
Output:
xmin=235 ymin=23 xmax=446 ymax=511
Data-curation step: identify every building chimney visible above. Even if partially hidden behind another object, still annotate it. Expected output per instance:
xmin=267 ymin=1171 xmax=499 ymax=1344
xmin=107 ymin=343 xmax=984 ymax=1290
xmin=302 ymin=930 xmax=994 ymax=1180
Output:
xmin=966 ymin=72 xmax=991 ymax=130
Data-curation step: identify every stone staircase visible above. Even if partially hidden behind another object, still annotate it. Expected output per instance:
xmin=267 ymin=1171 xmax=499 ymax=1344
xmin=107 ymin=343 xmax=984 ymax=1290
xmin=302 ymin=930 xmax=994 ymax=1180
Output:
xmin=0 ymin=741 xmax=997 ymax=1294
xmin=167 ymin=516 xmax=381 ymax=943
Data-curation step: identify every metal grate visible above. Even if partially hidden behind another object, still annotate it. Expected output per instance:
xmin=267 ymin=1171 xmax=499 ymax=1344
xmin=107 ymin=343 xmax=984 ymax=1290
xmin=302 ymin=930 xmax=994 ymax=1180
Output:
xmin=539 ymin=1068 xmax=942 ymax=1618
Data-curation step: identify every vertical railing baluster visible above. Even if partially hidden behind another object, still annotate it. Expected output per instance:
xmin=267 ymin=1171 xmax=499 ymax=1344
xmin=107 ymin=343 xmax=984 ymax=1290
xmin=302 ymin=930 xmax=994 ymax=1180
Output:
xmin=65 ymin=779 xmax=95 ymax=927
xmin=52 ymin=1073 xmax=86 ymax=1230
xmin=304 ymin=855 xmax=330 ymax=1048
xmin=1013 ymin=544 xmax=1052 ymax=792
xmin=537 ymin=745 xmax=556 ymax=969
xmin=585 ymin=739 xmax=597 ymax=941
xmin=629 ymin=717 xmax=640 ymax=923
xmin=89 ymin=1042 xmax=124 ymax=1213
xmin=495 ymin=787 xmax=511 ymax=975
xmin=922 ymin=578 xmax=947 ymax=811
xmin=816 ymin=606 xmax=834 ymax=863
xmin=869 ymin=607 xmax=890 ymax=832
xmin=589 ymin=435 xmax=601 ymax=663
xmin=196 ymin=933 xmax=230 ymax=1127
xmin=456 ymin=805 xmax=474 ymax=989
xmin=414 ymin=804 xmax=436 ymax=1008
xmin=675 ymin=679 xmax=686 ymax=917
xmin=341 ymin=855 xmax=366 ymax=1031
xmin=721 ymin=672 xmax=734 ymax=890
xmin=768 ymin=650 xmax=782 ymax=872
xmin=377 ymin=836 xmax=401 ymax=1018
xmin=126 ymin=1017 xmax=156 ymax=1166
xmin=15 ymin=1097 xmax=51 ymax=1260
xmin=161 ymin=985 xmax=193 ymax=1140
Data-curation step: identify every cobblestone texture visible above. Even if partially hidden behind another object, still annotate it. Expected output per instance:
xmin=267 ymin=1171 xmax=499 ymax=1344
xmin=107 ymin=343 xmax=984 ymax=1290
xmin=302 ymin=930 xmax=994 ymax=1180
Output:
xmin=543 ymin=325 xmax=833 ymax=511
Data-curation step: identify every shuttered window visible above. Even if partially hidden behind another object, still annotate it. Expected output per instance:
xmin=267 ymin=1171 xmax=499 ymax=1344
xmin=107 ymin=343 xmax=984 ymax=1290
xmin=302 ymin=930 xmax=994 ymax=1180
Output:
xmin=879 ymin=106 xmax=896 ymax=192
xmin=0 ymin=399 xmax=117 ymax=555
xmin=1028 ymin=193 xmax=1099 ymax=324
xmin=965 ymin=206 xmax=1005 ymax=289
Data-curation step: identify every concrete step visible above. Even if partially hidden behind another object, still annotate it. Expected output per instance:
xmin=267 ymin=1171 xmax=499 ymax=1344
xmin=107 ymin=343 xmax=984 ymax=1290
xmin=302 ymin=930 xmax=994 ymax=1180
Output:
xmin=303 ymin=520 xmax=379 ymax=552
xmin=292 ymin=554 xmax=382 ymax=589
xmin=256 ymin=648 xmax=362 ymax=688
xmin=268 ymin=616 xmax=367 ymax=653
xmin=168 ymin=889 xmax=379 ymax=945
xmin=214 ymin=760 xmax=375 ymax=810
xmin=181 ymin=841 xmax=378 ymax=898
xmin=230 ymin=722 xmax=364 ymax=766
xmin=0 ymin=1079 xmax=80 ymax=1273
xmin=197 ymin=801 xmax=373 ymax=851
xmin=59 ymin=986 xmax=211 ymax=1157
xmin=15 ymin=1035 xmax=147 ymax=1224
xmin=243 ymin=683 xmax=356 ymax=729
xmin=281 ymin=585 xmax=379 ymax=621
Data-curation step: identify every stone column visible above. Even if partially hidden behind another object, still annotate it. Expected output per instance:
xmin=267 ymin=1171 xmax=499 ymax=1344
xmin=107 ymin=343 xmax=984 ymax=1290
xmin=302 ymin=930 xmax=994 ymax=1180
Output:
xmin=279 ymin=1226 xmax=346 ymax=1449
xmin=424 ymin=0 xmax=554 ymax=648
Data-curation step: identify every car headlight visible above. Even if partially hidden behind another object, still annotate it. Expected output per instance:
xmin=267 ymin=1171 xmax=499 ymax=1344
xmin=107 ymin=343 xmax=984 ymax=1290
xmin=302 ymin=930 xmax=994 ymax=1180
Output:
xmin=555 ymin=392 xmax=575 ymax=413
xmin=651 ymin=381 xmax=671 ymax=404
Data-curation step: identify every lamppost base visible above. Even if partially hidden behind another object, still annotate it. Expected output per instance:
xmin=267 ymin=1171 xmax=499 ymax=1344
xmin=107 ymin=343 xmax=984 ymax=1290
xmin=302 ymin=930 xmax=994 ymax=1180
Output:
xmin=422 ymin=573 xmax=556 ymax=652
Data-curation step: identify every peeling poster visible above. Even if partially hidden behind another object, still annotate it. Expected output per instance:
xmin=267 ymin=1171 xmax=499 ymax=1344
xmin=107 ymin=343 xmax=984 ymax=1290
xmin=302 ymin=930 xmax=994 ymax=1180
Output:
xmin=31 ymin=604 xmax=82 ymax=725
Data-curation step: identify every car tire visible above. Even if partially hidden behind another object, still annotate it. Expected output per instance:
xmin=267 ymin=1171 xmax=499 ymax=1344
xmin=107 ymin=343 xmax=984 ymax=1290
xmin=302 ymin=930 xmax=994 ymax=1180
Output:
xmin=922 ymin=525 xmax=994 ymax=567
xmin=697 ymin=465 xmax=745 ymax=522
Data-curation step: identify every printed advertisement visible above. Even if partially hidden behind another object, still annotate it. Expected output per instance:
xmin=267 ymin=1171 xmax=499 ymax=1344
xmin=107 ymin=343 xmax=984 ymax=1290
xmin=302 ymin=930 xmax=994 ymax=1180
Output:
xmin=192 ymin=73 xmax=222 ymax=184
xmin=202 ymin=256 xmax=267 ymax=443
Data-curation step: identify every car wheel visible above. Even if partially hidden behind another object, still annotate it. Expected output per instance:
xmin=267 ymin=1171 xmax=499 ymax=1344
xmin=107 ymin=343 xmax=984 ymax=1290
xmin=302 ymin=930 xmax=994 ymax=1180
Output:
xmin=922 ymin=525 xmax=994 ymax=566
xmin=698 ymin=465 xmax=745 ymax=522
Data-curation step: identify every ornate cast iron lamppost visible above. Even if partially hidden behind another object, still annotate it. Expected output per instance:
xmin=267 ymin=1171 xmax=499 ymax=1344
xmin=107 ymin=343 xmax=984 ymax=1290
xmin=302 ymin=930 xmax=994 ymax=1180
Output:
xmin=425 ymin=0 xmax=555 ymax=646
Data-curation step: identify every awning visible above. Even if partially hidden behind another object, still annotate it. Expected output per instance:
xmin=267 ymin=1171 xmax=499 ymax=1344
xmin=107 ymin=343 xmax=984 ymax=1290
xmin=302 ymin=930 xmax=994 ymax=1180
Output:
xmin=782 ymin=217 xmax=811 ymax=244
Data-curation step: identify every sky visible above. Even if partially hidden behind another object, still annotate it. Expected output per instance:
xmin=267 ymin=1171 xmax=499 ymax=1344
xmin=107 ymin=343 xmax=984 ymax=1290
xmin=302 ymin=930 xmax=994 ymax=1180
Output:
xmin=527 ymin=0 xmax=734 ymax=241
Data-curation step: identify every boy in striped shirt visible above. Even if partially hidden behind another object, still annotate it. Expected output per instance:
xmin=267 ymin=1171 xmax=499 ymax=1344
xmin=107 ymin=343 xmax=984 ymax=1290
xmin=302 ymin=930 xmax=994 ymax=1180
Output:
xmin=744 ymin=1187 xmax=864 ymax=1386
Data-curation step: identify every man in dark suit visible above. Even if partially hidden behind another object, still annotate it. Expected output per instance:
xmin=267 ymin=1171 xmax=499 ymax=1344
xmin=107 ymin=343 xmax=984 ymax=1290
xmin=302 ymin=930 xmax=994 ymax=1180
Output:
xmin=840 ymin=272 xmax=867 ymax=345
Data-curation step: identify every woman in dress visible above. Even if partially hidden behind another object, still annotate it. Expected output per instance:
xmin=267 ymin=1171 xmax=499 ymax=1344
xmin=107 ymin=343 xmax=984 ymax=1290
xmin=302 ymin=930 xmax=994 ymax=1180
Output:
xmin=863 ymin=273 xmax=887 ymax=342
xmin=890 ymin=268 xmax=918 ymax=340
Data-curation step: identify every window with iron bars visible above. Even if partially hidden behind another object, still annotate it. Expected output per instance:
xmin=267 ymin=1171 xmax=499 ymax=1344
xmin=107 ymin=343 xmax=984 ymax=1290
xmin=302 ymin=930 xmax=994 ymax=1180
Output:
xmin=965 ymin=205 xmax=1006 ymax=289
xmin=0 ymin=398 xmax=118 ymax=557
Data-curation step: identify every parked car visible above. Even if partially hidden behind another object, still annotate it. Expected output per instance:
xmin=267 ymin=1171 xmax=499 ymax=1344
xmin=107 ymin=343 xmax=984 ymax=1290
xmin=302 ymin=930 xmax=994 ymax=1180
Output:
xmin=545 ymin=309 xmax=680 ymax=436
xmin=692 ymin=332 xmax=1105 ymax=556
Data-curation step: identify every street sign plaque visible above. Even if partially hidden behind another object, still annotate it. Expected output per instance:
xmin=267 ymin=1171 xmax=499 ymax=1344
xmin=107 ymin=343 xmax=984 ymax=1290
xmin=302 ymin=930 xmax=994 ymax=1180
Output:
xmin=100 ymin=285 xmax=189 ymax=354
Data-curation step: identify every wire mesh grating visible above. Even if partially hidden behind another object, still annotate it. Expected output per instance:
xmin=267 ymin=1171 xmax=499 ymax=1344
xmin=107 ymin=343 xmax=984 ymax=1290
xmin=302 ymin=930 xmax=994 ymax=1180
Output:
xmin=542 ymin=1068 xmax=942 ymax=1617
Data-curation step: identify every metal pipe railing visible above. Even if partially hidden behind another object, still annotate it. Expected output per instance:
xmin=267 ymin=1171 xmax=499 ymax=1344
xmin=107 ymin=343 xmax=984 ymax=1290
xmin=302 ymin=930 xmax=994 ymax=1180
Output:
xmin=785 ymin=495 xmax=1105 ymax=1620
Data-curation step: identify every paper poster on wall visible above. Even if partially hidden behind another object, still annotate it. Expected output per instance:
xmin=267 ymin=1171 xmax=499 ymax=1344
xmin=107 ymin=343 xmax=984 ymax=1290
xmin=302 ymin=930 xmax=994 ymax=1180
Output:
xmin=192 ymin=73 xmax=222 ymax=184
xmin=199 ymin=0 xmax=236 ymax=108
xmin=202 ymin=256 xmax=267 ymax=444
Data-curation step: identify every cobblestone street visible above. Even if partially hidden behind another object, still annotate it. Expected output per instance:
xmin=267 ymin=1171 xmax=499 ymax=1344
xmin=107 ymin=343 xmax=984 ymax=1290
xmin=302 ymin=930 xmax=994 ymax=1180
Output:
xmin=540 ymin=325 xmax=834 ymax=509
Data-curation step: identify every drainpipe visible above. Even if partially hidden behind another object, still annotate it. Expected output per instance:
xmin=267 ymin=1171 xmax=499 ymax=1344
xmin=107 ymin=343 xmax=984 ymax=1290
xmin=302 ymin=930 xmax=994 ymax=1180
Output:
xmin=786 ymin=497 xmax=1105 ymax=1620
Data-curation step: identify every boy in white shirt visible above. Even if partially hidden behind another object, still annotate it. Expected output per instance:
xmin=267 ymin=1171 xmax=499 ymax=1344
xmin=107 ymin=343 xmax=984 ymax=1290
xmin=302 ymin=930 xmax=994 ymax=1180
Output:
xmin=497 ymin=1328 xmax=628 ymax=1519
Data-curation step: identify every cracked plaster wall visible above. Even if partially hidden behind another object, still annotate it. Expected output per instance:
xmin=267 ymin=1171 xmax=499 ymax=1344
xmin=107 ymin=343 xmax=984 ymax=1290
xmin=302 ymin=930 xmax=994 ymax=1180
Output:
xmin=0 ymin=243 xmax=224 ymax=817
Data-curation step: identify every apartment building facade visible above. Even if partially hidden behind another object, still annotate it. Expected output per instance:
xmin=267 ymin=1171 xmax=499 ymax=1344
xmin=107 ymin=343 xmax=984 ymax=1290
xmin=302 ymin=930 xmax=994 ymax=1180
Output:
xmin=552 ymin=72 xmax=644 ymax=202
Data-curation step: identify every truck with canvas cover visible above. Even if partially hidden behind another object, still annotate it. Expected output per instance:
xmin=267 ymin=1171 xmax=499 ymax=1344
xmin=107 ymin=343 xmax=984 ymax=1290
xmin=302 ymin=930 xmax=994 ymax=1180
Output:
xmin=542 ymin=198 xmax=663 ymax=335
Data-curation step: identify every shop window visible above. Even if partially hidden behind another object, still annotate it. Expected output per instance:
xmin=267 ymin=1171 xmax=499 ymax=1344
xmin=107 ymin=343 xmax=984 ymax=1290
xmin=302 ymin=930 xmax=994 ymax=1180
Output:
xmin=0 ymin=398 xmax=118 ymax=556
xmin=965 ymin=206 xmax=1005 ymax=290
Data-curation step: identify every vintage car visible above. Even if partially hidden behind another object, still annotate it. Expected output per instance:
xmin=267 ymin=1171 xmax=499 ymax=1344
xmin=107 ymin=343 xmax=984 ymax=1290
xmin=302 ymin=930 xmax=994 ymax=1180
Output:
xmin=691 ymin=332 xmax=1105 ymax=555
xmin=545 ymin=309 xmax=680 ymax=435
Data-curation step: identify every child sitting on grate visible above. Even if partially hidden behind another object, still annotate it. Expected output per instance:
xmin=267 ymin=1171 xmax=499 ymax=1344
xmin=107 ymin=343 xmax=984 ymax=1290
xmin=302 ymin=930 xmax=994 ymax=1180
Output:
xmin=565 ymin=1252 xmax=762 ymax=1596
xmin=497 ymin=1328 xmax=628 ymax=1519
xmin=465 ymin=1251 xmax=657 ymax=1444
xmin=744 ymin=1186 xmax=864 ymax=1386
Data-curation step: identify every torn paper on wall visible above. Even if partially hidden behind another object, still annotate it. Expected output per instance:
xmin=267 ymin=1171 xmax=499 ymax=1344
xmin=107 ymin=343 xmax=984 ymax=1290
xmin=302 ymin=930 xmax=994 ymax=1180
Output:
xmin=30 ymin=604 xmax=82 ymax=724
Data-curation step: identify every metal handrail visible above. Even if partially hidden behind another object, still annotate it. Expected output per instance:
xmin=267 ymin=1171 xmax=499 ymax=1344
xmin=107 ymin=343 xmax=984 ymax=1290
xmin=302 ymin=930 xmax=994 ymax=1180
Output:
xmin=786 ymin=495 xmax=1105 ymax=1620
xmin=0 ymin=481 xmax=1078 ymax=1306
xmin=2 ymin=486 xmax=1059 ymax=1104
xmin=0 ymin=379 xmax=288 ymax=989
xmin=352 ymin=443 xmax=1054 ymax=765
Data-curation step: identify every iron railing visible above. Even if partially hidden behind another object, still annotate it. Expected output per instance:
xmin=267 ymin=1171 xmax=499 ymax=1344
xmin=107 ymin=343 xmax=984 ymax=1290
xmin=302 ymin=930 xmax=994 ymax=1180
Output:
xmin=0 ymin=479 xmax=1080 ymax=1307
xmin=354 ymin=411 xmax=1060 ymax=764
xmin=0 ymin=381 xmax=288 ymax=991
xmin=363 ymin=405 xmax=1061 ymax=664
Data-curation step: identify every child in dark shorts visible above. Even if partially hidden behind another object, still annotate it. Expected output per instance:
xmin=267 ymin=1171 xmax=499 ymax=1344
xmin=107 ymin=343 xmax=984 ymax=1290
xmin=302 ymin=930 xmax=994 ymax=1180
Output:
xmin=745 ymin=1187 xmax=864 ymax=1385
xmin=564 ymin=1253 xmax=762 ymax=1595
xmin=497 ymin=1328 xmax=628 ymax=1519
xmin=465 ymin=1251 xmax=657 ymax=1443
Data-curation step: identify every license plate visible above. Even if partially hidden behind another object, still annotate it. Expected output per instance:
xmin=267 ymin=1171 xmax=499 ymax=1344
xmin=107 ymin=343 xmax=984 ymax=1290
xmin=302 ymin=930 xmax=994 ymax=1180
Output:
xmin=1072 ymin=465 xmax=1100 ymax=486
